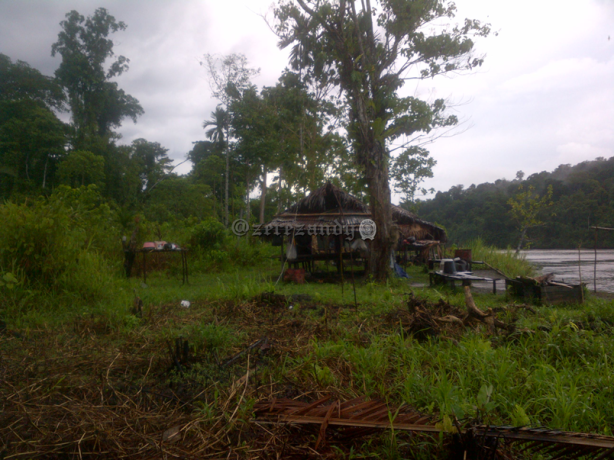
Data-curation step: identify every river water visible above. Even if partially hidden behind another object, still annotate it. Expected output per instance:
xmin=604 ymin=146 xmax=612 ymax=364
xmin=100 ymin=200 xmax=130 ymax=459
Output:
xmin=520 ymin=249 xmax=614 ymax=293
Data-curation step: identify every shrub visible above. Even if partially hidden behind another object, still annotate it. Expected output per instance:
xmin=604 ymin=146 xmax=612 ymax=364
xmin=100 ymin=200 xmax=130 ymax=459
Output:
xmin=0 ymin=185 xmax=120 ymax=301
xmin=463 ymin=238 xmax=534 ymax=278
xmin=189 ymin=218 xmax=229 ymax=251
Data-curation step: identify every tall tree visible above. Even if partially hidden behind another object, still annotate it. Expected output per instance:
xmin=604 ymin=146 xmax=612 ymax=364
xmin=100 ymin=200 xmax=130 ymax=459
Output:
xmin=202 ymin=53 xmax=259 ymax=226
xmin=0 ymin=54 xmax=66 ymax=111
xmin=51 ymin=8 xmax=143 ymax=147
xmin=229 ymin=71 xmax=346 ymax=222
xmin=101 ymin=144 xmax=142 ymax=207
xmin=230 ymin=86 xmax=281 ymax=224
xmin=275 ymin=0 xmax=490 ymax=281
xmin=0 ymin=54 xmax=67 ymax=196
xmin=130 ymin=139 xmax=173 ymax=195
xmin=390 ymin=146 xmax=436 ymax=204
xmin=189 ymin=141 xmax=226 ymax=220
xmin=202 ymin=107 xmax=232 ymax=222
xmin=266 ymin=72 xmax=344 ymax=196
xmin=57 ymin=149 xmax=105 ymax=188
xmin=203 ymin=107 xmax=229 ymax=147
xmin=508 ymin=184 xmax=554 ymax=253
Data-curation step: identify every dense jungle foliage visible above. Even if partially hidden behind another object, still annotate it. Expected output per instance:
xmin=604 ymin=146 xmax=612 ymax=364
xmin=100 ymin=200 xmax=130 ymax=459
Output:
xmin=414 ymin=157 xmax=614 ymax=249
xmin=2 ymin=4 xmax=611 ymax=295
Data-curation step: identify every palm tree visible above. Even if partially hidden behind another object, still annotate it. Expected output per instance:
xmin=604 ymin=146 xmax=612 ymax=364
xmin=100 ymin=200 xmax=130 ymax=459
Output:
xmin=203 ymin=107 xmax=230 ymax=226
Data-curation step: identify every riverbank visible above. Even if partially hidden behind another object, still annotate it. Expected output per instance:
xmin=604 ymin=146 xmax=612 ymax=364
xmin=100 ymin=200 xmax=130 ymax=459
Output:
xmin=521 ymin=249 xmax=614 ymax=293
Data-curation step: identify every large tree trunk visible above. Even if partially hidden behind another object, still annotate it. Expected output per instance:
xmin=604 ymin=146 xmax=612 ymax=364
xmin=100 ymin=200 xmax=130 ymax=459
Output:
xmin=365 ymin=143 xmax=393 ymax=282
xmin=259 ymin=165 xmax=268 ymax=224
xmin=350 ymin=74 xmax=393 ymax=281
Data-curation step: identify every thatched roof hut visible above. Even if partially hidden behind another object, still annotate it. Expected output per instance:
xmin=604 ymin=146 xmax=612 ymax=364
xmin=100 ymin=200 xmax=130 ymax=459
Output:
xmin=391 ymin=205 xmax=447 ymax=242
xmin=264 ymin=182 xmax=446 ymax=243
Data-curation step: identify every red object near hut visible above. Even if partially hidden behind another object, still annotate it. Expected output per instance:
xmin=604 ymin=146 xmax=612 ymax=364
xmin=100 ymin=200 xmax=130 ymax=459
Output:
xmin=284 ymin=268 xmax=305 ymax=284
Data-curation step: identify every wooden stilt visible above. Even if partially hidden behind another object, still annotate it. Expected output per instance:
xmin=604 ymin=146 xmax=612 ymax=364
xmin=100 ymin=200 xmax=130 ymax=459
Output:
xmin=594 ymin=228 xmax=597 ymax=293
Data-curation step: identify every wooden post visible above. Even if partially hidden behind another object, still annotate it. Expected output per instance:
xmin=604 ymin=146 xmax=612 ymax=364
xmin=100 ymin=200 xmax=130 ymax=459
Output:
xmin=326 ymin=236 xmax=330 ymax=273
xmin=185 ymin=250 xmax=189 ymax=285
xmin=338 ymin=235 xmax=345 ymax=274
xmin=578 ymin=244 xmax=584 ymax=303
xmin=181 ymin=251 xmax=185 ymax=284
xmin=588 ymin=226 xmax=614 ymax=294
xmin=143 ymin=251 xmax=147 ymax=284
xmin=594 ymin=228 xmax=598 ymax=293
xmin=338 ymin=235 xmax=344 ymax=298
xmin=350 ymin=247 xmax=357 ymax=310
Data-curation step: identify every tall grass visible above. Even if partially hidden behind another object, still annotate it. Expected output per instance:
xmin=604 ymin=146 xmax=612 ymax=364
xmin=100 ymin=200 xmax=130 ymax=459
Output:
xmin=3 ymin=247 xmax=614 ymax=460
xmin=457 ymin=238 xmax=535 ymax=278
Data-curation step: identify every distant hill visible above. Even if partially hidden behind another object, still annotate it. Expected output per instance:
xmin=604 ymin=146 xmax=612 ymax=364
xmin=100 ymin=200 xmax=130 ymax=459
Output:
xmin=411 ymin=157 xmax=614 ymax=249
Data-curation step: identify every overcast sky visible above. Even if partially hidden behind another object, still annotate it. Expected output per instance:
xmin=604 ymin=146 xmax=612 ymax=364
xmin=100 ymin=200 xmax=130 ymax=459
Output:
xmin=1 ymin=0 xmax=612 ymax=199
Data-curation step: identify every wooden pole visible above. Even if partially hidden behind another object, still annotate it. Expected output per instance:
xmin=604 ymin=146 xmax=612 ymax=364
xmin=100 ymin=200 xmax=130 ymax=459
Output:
xmin=281 ymin=236 xmax=285 ymax=271
xmin=588 ymin=226 xmax=614 ymax=294
xmin=578 ymin=244 xmax=583 ymax=303
xmin=594 ymin=228 xmax=598 ymax=293
xmin=184 ymin=250 xmax=189 ymax=285
xmin=338 ymin=235 xmax=344 ymax=298
xmin=325 ymin=236 xmax=330 ymax=273
xmin=143 ymin=251 xmax=147 ymax=285
xmin=350 ymin=247 xmax=357 ymax=310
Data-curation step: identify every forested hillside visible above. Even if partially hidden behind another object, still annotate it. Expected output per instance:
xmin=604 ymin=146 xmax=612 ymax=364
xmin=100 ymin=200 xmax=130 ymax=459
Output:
xmin=414 ymin=157 xmax=614 ymax=249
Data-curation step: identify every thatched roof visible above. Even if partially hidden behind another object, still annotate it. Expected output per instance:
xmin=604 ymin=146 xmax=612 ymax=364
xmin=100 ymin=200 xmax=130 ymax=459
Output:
xmin=264 ymin=182 xmax=446 ymax=243
xmin=392 ymin=205 xmax=447 ymax=242
xmin=284 ymin=182 xmax=367 ymax=215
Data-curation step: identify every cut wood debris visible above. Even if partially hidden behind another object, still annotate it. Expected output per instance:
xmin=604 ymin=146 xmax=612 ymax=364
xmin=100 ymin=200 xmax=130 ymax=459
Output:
xmin=254 ymin=397 xmax=614 ymax=459
xmin=507 ymin=274 xmax=586 ymax=304
xmin=389 ymin=288 xmax=523 ymax=340
xmin=1 ymin=288 xmax=609 ymax=459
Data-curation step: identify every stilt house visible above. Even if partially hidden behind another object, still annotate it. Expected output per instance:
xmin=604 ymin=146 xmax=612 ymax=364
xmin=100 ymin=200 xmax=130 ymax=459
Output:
xmin=261 ymin=183 xmax=446 ymax=272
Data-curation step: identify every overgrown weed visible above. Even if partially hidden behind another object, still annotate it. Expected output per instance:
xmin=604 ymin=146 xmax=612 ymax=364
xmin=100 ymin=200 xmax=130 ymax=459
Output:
xmin=455 ymin=237 xmax=535 ymax=278
xmin=2 ymin=258 xmax=614 ymax=457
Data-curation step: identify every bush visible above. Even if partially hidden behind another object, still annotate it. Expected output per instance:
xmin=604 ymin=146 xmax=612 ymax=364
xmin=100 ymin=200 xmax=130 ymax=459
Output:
xmin=462 ymin=238 xmax=534 ymax=278
xmin=189 ymin=218 xmax=229 ymax=251
xmin=0 ymin=185 xmax=120 ymax=302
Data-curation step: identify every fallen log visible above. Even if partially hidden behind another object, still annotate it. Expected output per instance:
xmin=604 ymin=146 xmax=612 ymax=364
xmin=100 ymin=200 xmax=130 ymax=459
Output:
xmin=464 ymin=286 xmax=513 ymax=334
xmin=435 ymin=315 xmax=465 ymax=327
xmin=534 ymin=273 xmax=555 ymax=285
xmin=548 ymin=281 xmax=574 ymax=288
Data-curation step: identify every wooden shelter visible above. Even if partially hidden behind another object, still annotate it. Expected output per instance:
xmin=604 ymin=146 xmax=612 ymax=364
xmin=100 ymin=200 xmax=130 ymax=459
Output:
xmin=262 ymin=182 xmax=446 ymax=273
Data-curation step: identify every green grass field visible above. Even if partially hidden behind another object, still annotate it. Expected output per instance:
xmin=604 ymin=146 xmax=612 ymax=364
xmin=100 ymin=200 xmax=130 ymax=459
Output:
xmin=1 ymin=259 xmax=613 ymax=458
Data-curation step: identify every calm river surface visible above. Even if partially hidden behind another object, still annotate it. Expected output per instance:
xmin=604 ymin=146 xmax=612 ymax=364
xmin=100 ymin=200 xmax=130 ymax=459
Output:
xmin=520 ymin=249 xmax=614 ymax=293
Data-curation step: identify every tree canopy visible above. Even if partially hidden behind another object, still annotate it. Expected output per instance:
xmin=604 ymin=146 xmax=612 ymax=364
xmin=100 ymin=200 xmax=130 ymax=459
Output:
xmin=0 ymin=54 xmax=67 ymax=197
xmin=0 ymin=54 xmax=66 ymax=111
xmin=274 ymin=0 xmax=491 ymax=280
xmin=51 ymin=8 xmax=143 ymax=145
xmin=202 ymin=53 xmax=260 ymax=227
